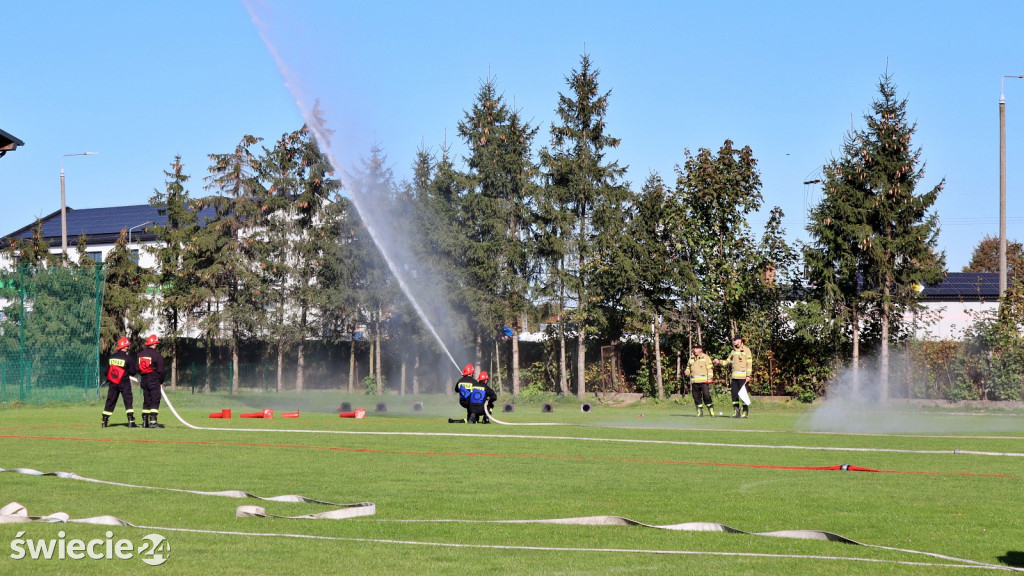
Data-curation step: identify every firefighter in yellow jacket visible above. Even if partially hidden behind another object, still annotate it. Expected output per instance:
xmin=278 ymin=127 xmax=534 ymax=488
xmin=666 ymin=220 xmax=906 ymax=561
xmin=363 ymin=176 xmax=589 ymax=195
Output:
xmin=715 ymin=334 xmax=752 ymax=418
xmin=684 ymin=344 xmax=715 ymax=417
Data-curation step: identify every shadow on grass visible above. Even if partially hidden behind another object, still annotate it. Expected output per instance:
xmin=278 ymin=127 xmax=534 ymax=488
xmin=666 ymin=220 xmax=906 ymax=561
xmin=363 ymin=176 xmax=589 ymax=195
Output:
xmin=998 ymin=551 xmax=1024 ymax=568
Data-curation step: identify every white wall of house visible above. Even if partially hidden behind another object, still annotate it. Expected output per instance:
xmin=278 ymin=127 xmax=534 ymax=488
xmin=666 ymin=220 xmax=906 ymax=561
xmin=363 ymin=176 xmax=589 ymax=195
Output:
xmin=0 ymin=242 xmax=160 ymax=270
xmin=56 ymin=242 xmax=160 ymax=269
xmin=909 ymin=301 xmax=998 ymax=341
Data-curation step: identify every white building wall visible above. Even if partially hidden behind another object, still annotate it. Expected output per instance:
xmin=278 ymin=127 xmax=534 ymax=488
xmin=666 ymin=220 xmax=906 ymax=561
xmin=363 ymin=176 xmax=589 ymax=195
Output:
xmin=909 ymin=301 xmax=998 ymax=341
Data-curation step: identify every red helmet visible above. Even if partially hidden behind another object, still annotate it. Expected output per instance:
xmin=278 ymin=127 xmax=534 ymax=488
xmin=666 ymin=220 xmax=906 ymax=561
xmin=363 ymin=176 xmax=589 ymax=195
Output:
xmin=478 ymin=371 xmax=489 ymax=382
xmin=144 ymin=334 xmax=160 ymax=346
xmin=115 ymin=337 xmax=130 ymax=351
xmin=461 ymin=363 xmax=474 ymax=376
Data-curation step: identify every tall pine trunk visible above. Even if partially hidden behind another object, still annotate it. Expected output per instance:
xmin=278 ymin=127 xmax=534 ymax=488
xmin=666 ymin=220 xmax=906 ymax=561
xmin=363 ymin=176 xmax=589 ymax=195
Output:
xmin=277 ymin=345 xmax=284 ymax=393
xmin=511 ymin=330 xmax=521 ymax=397
xmin=231 ymin=337 xmax=239 ymax=395
xmin=296 ymin=306 xmax=307 ymax=393
xmin=296 ymin=342 xmax=305 ymax=393
xmin=169 ymin=334 xmax=177 ymax=390
xmin=851 ymin=304 xmax=860 ymax=396
xmin=348 ymin=332 xmax=356 ymax=393
xmin=276 ymin=292 xmax=285 ymax=392
xmin=367 ymin=339 xmax=374 ymax=393
xmin=474 ymin=332 xmax=482 ymax=375
xmin=880 ymin=279 xmax=891 ymax=402
xmin=374 ymin=308 xmax=383 ymax=395
xmin=204 ymin=334 xmax=213 ymax=394
xmin=412 ymin=342 xmax=420 ymax=395
xmin=576 ymin=331 xmax=586 ymax=399
xmin=558 ymin=317 xmax=569 ymax=396
xmin=654 ymin=315 xmax=664 ymax=399
xmin=168 ymin=313 xmax=178 ymax=390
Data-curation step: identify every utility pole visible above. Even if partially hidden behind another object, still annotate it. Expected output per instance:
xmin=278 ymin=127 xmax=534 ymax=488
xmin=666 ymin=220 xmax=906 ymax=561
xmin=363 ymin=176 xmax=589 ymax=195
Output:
xmin=999 ymin=75 xmax=1024 ymax=297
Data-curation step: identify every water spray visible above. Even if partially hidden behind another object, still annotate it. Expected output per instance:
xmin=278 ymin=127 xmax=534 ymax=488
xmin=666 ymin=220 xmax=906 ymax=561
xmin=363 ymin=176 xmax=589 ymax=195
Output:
xmin=245 ymin=1 xmax=461 ymax=371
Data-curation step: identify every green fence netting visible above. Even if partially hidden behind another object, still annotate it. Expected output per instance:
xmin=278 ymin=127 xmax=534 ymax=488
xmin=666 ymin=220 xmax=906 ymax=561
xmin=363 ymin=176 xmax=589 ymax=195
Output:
xmin=0 ymin=264 xmax=106 ymax=404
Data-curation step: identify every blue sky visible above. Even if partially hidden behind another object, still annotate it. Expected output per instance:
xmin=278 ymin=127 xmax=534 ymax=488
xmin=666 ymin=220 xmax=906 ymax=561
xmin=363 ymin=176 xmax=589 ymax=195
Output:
xmin=2 ymin=1 xmax=1023 ymax=271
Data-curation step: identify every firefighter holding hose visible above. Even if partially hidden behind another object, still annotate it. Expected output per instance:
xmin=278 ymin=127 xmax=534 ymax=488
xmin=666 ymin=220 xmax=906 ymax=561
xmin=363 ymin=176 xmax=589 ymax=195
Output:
xmin=102 ymin=337 xmax=138 ymax=428
xmin=468 ymin=370 xmax=497 ymax=424
xmin=449 ymin=363 xmax=477 ymax=424
xmin=137 ymin=334 xmax=167 ymax=428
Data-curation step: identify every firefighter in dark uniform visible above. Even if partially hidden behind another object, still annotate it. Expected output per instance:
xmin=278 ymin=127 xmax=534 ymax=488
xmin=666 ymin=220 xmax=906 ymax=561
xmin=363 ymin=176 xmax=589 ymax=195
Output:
xmin=468 ymin=370 xmax=497 ymax=424
xmin=102 ymin=337 xmax=138 ymax=428
xmin=137 ymin=334 xmax=167 ymax=428
xmin=685 ymin=344 xmax=716 ymax=417
xmin=449 ymin=363 xmax=476 ymax=424
xmin=715 ymin=334 xmax=753 ymax=418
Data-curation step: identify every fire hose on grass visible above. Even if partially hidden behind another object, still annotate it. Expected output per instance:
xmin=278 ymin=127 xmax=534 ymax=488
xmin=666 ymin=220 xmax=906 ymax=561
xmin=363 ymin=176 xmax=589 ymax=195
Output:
xmin=1 ymin=466 xmax=1019 ymax=572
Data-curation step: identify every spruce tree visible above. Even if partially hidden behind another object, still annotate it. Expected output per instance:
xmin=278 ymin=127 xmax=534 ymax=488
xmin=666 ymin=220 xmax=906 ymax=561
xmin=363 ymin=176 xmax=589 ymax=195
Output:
xmin=347 ymin=144 xmax=400 ymax=395
xmin=201 ymin=135 xmax=267 ymax=394
xmin=457 ymin=78 xmax=540 ymax=395
xmin=5 ymin=221 xmax=59 ymax=268
xmin=148 ymin=156 xmax=199 ymax=388
xmin=413 ymin=143 xmax=476 ymax=392
xmin=500 ymin=108 xmax=541 ymax=395
xmin=256 ymin=130 xmax=300 ymax=392
xmin=455 ymin=79 xmax=508 ymax=370
xmin=287 ymin=124 xmax=342 ymax=392
xmin=540 ymin=53 xmax=629 ymax=398
xmin=805 ymin=130 xmax=873 ymax=386
xmin=859 ymin=73 xmax=945 ymax=400
xmin=102 ymin=230 xmax=152 ymax=350
xmin=403 ymin=147 xmax=438 ymax=394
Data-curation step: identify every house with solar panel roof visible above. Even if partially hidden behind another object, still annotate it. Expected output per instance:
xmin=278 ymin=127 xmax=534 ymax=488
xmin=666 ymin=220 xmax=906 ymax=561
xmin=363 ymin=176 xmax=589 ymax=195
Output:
xmin=0 ymin=204 xmax=210 ymax=268
xmin=913 ymin=272 xmax=1007 ymax=340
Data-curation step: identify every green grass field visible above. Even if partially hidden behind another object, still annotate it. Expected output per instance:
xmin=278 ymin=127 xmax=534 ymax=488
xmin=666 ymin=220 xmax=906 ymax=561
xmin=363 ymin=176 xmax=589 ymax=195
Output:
xmin=1 ymin=390 xmax=1023 ymax=575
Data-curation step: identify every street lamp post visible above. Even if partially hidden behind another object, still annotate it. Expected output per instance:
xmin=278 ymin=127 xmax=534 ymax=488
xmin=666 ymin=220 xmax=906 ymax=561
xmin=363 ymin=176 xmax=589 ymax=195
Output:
xmin=60 ymin=152 xmax=97 ymax=258
xmin=999 ymin=76 xmax=1024 ymax=297
xmin=128 ymin=221 xmax=154 ymax=263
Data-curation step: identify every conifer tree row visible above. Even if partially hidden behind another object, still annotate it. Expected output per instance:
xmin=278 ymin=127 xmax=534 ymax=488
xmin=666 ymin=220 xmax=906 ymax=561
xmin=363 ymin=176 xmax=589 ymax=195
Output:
xmin=91 ymin=60 xmax=963 ymax=401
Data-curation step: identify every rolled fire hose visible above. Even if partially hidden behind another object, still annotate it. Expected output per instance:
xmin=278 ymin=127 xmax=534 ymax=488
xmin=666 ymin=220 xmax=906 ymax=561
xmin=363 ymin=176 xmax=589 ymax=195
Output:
xmin=0 ymin=466 xmax=374 ymax=523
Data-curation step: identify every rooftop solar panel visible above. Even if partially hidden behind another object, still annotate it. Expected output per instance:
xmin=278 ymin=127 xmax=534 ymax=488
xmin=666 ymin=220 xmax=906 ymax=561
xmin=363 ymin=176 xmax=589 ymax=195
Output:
xmin=919 ymin=272 xmax=1003 ymax=301
xmin=3 ymin=204 xmax=216 ymax=243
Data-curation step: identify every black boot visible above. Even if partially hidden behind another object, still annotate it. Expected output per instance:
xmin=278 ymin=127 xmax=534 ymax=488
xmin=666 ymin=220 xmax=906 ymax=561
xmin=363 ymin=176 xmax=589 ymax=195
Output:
xmin=142 ymin=414 xmax=150 ymax=428
xmin=741 ymin=404 xmax=749 ymax=419
xmin=149 ymin=414 xmax=165 ymax=429
xmin=101 ymin=415 xmax=109 ymax=428
xmin=732 ymin=405 xmax=741 ymax=419
xmin=127 ymin=415 xmax=138 ymax=428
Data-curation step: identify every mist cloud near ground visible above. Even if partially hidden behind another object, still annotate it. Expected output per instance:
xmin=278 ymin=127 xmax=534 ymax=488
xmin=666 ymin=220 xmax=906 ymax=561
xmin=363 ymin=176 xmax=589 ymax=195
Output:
xmin=798 ymin=352 xmax=1022 ymax=435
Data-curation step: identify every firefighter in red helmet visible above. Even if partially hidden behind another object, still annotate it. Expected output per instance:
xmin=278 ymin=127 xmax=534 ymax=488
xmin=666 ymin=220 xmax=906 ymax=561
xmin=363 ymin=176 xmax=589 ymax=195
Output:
xmin=137 ymin=334 xmax=167 ymax=428
xmin=102 ymin=337 xmax=138 ymax=428
xmin=449 ymin=363 xmax=476 ymax=424
xmin=468 ymin=370 xmax=498 ymax=424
